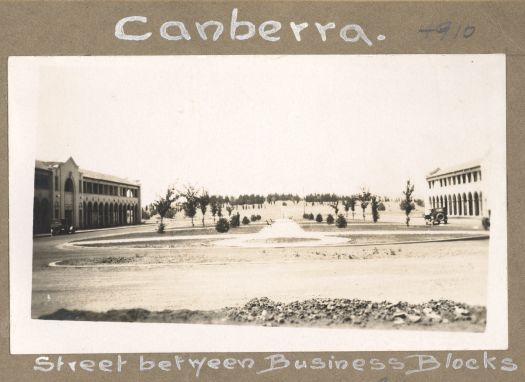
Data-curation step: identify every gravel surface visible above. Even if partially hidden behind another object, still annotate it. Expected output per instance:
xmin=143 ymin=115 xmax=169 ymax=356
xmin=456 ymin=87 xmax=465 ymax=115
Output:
xmin=39 ymin=297 xmax=486 ymax=331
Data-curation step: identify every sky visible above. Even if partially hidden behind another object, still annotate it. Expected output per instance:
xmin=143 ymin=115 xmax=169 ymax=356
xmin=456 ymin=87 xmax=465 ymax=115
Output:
xmin=16 ymin=55 xmax=505 ymax=204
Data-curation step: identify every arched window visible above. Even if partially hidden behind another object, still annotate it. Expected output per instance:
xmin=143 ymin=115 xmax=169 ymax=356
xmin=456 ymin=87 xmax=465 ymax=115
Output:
xmin=64 ymin=178 xmax=74 ymax=192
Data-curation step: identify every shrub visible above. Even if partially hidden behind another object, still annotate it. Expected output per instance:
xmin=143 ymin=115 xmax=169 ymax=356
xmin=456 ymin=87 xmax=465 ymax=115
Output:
xmin=242 ymin=216 xmax=250 ymax=225
xmin=251 ymin=215 xmax=257 ymax=222
xmin=256 ymin=214 xmax=261 ymax=221
xmin=327 ymin=214 xmax=335 ymax=224
xmin=482 ymin=217 xmax=490 ymax=231
xmin=316 ymin=213 xmax=323 ymax=223
xmin=215 ymin=218 xmax=230 ymax=233
xmin=282 ymin=202 xmax=287 ymax=206
xmin=230 ymin=213 xmax=240 ymax=228
xmin=157 ymin=223 xmax=165 ymax=234
xmin=308 ymin=213 xmax=314 ymax=220
xmin=336 ymin=214 xmax=347 ymax=228
xmin=303 ymin=213 xmax=309 ymax=219
xmin=377 ymin=202 xmax=386 ymax=211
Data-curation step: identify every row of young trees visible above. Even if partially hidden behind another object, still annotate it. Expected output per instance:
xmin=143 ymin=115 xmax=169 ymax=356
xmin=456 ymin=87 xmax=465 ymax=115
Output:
xmin=306 ymin=181 xmax=418 ymax=226
xmin=151 ymin=180 xmax=419 ymax=233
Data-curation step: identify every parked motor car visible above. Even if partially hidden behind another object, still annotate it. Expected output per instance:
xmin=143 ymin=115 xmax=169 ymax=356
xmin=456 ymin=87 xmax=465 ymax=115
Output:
xmin=424 ymin=208 xmax=448 ymax=225
xmin=50 ymin=219 xmax=76 ymax=235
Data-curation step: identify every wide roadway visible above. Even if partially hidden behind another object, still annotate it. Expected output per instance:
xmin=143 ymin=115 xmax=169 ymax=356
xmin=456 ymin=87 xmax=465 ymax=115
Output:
xmin=31 ymin=223 xmax=488 ymax=318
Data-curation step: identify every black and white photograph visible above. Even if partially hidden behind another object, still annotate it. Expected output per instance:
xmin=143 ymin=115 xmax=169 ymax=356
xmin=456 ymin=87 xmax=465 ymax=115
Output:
xmin=9 ymin=55 xmax=507 ymax=353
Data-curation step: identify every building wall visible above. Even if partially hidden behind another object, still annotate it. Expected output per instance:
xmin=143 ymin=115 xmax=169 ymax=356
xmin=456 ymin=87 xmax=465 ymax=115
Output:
xmin=426 ymin=165 xmax=488 ymax=217
xmin=33 ymin=157 xmax=141 ymax=234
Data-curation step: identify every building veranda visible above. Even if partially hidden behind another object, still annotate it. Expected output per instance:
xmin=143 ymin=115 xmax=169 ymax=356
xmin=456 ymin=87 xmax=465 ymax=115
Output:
xmin=33 ymin=157 xmax=141 ymax=234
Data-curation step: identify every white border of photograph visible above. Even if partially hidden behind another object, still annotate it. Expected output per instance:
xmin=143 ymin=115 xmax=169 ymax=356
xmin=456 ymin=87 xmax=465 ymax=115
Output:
xmin=9 ymin=55 xmax=507 ymax=353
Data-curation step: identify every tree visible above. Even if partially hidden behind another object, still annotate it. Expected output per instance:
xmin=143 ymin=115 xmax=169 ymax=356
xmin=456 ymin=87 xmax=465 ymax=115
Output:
xmin=215 ymin=217 xmax=230 ymax=233
xmin=358 ymin=189 xmax=371 ymax=221
xmin=198 ymin=191 xmax=210 ymax=227
xmin=326 ymin=214 xmax=335 ymax=224
xmin=153 ymin=188 xmax=176 ymax=233
xmin=342 ymin=195 xmax=358 ymax=219
xmin=371 ymin=195 xmax=380 ymax=223
xmin=336 ymin=214 xmax=347 ymax=228
xmin=181 ymin=185 xmax=199 ymax=227
xmin=230 ymin=212 xmax=240 ymax=228
xmin=328 ymin=200 xmax=339 ymax=215
xmin=316 ymin=213 xmax=323 ymax=223
xmin=400 ymin=180 xmax=416 ymax=226
xmin=242 ymin=216 xmax=250 ymax=225
xmin=226 ymin=205 xmax=233 ymax=217
xmin=210 ymin=196 xmax=219 ymax=223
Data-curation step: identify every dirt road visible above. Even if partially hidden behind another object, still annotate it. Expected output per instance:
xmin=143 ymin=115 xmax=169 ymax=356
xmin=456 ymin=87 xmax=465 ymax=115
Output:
xmin=32 ymin=224 xmax=488 ymax=318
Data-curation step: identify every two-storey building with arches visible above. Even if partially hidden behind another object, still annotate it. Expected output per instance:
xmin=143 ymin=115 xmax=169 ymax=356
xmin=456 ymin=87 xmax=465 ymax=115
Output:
xmin=425 ymin=160 xmax=488 ymax=218
xmin=33 ymin=157 xmax=141 ymax=234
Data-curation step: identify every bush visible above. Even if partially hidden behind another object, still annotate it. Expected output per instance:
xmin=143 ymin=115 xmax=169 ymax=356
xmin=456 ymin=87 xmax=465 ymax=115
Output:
xmin=326 ymin=214 xmax=335 ymax=224
xmin=303 ymin=213 xmax=309 ymax=219
xmin=230 ymin=214 xmax=240 ymax=228
xmin=157 ymin=223 xmax=165 ymax=234
xmin=282 ymin=202 xmax=287 ymax=206
xmin=482 ymin=217 xmax=490 ymax=231
xmin=242 ymin=216 xmax=250 ymax=225
xmin=215 ymin=218 xmax=230 ymax=233
xmin=256 ymin=214 xmax=262 ymax=221
xmin=309 ymin=213 xmax=314 ymax=220
xmin=377 ymin=202 xmax=386 ymax=211
xmin=336 ymin=214 xmax=347 ymax=228
xmin=316 ymin=213 xmax=323 ymax=223
xmin=251 ymin=214 xmax=257 ymax=222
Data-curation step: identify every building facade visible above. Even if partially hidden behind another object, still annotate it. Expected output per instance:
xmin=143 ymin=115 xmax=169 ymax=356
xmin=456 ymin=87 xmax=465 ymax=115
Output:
xmin=34 ymin=157 xmax=141 ymax=234
xmin=426 ymin=160 xmax=488 ymax=218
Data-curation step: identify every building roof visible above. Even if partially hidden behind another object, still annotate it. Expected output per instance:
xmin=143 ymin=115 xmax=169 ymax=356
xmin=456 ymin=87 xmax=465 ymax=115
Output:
xmin=35 ymin=158 xmax=140 ymax=186
xmin=35 ymin=160 xmax=62 ymax=171
xmin=81 ymin=169 xmax=140 ymax=186
xmin=426 ymin=159 xmax=482 ymax=179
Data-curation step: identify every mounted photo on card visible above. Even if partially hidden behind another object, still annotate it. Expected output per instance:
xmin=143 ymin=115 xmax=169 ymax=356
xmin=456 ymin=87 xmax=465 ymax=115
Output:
xmin=8 ymin=54 xmax=507 ymax=353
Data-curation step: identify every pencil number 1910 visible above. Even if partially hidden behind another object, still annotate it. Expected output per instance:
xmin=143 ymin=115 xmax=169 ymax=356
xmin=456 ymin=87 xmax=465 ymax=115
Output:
xmin=419 ymin=21 xmax=476 ymax=40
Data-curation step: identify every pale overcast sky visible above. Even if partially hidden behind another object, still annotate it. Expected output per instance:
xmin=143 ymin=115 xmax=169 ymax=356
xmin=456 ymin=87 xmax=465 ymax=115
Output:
xmin=13 ymin=55 xmax=505 ymax=204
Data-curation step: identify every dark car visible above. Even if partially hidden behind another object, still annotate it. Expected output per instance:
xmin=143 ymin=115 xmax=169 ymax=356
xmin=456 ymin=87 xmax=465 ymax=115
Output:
xmin=424 ymin=208 xmax=448 ymax=225
xmin=50 ymin=219 xmax=76 ymax=235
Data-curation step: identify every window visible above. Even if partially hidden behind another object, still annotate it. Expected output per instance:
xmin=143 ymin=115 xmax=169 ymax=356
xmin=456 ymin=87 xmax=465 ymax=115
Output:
xmin=34 ymin=172 xmax=50 ymax=189
xmin=54 ymin=176 xmax=58 ymax=191
xmin=64 ymin=178 xmax=73 ymax=192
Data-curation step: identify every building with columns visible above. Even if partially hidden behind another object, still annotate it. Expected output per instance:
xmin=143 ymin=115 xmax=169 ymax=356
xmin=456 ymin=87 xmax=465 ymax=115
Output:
xmin=34 ymin=157 xmax=141 ymax=234
xmin=425 ymin=160 xmax=488 ymax=218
